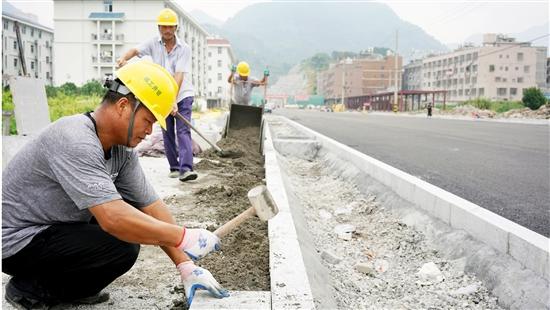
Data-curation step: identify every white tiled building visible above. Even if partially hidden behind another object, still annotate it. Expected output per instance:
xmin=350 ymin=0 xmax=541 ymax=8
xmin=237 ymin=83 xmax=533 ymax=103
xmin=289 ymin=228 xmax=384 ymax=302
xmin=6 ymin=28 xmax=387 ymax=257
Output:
xmin=53 ymin=0 xmax=209 ymax=97
xmin=403 ymin=34 xmax=547 ymax=102
xmin=205 ymin=37 xmax=235 ymax=107
xmin=2 ymin=2 xmax=54 ymax=85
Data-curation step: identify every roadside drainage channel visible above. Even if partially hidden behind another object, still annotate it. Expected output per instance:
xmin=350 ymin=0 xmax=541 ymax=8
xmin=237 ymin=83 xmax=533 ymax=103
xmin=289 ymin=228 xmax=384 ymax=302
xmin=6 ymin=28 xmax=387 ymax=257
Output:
xmin=264 ymin=115 xmax=549 ymax=309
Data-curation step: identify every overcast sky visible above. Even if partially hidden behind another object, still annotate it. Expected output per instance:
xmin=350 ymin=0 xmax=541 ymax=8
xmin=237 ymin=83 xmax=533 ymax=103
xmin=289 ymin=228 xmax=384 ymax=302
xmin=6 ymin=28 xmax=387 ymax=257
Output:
xmin=4 ymin=0 xmax=548 ymax=44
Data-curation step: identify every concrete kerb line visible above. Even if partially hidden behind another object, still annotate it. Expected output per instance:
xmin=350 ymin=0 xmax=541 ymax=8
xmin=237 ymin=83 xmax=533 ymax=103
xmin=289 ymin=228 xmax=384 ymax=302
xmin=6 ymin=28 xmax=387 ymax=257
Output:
xmin=280 ymin=115 xmax=550 ymax=282
xmin=263 ymin=121 xmax=316 ymax=310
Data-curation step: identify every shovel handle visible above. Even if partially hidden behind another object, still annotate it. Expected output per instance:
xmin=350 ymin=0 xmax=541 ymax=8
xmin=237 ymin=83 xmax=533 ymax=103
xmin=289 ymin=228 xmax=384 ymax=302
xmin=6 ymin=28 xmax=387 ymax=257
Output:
xmin=214 ymin=206 xmax=256 ymax=238
xmin=175 ymin=112 xmax=223 ymax=153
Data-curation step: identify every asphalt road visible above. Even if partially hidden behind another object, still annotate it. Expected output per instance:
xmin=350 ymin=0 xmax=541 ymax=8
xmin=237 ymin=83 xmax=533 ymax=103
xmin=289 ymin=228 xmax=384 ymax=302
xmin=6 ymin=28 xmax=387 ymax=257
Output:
xmin=274 ymin=109 xmax=550 ymax=237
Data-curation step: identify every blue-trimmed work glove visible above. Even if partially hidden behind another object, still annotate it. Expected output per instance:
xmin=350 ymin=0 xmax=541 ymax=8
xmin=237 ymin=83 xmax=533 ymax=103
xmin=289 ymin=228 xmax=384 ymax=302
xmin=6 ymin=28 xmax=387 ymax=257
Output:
xmin=177 ymin=228 xmax=221 ymax=260
xmin=263 ymin=69 xmax=270 ymax=77
xmin=177 ymin=261 xmax=229 ymax=306
xmin=231 ymin=64 xmax=237 ymax=72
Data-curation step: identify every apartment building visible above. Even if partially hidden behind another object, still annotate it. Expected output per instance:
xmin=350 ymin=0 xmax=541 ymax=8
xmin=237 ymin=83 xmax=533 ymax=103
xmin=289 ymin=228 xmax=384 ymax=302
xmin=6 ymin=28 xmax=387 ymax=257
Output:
xmin=317 ymin=54 xmax=402 ymax=101
xmin=2 ymin=2 xmax=54 ymax=85
xmin=205 ymin=37 xmax=235 ymax=107
xmin=53 ymin=0 xmax=209 ymax=97
xmin=403 ymin=34 xmax=547 ymax=101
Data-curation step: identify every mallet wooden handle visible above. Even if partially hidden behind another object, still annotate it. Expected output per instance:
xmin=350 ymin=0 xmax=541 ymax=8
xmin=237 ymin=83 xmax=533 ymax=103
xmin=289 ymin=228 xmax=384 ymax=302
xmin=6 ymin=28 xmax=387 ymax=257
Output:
xmin=214 ymin=206 xmax=256 ymax=238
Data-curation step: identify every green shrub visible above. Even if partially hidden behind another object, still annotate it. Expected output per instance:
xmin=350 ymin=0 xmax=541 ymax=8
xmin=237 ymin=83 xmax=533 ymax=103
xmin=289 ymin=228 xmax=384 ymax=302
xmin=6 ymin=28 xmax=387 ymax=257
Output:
xmin=2 ymin=90 xmax=17 ymax=134
xmin=490 ymin=101 xmax=524 ymax=113
xmin=466 ymin=98 xmax=491 ymax=110
xmin=522 ymin=87 xmax=547 ymax=110
xmin=58 ymin=82 xmax=78 ymax=96
xmin=80 ymin=80 xmax=105 ymax=97
xmin=48 ymin=93 xmax=101 ymax=121
xmin=45 ymin=85 xmax=57 ymax=98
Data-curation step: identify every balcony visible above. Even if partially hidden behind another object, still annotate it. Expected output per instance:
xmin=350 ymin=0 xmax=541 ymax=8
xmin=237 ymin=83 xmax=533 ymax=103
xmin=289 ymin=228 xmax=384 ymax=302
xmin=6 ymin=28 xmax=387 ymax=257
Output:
xmin=92 ymin=55 xmax=115 ymax=67
xmin=92 ymin=33 xmax=124 ymax=45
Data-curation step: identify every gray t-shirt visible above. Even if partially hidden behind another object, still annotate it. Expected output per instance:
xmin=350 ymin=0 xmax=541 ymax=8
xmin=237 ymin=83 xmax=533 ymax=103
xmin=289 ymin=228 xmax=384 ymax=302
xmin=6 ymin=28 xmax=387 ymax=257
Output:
xmin=232 ymin=74 xmax=260 ymax=105
xmin=2 ymin=114 xmax=159 ymax=258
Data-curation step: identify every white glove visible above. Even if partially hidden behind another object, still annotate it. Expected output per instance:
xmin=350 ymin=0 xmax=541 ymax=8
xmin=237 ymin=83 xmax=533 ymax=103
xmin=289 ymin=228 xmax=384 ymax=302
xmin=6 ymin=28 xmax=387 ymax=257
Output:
xmin=177 ymin=261 xmax=229 ymax=306
xmin=177 ymin=228 xmax=221 ymax=260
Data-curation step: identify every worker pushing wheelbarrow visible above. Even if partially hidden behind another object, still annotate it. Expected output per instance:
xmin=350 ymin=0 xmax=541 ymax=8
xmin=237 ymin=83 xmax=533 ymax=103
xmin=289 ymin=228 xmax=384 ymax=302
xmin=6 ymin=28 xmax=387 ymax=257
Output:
xmin=225 ymin=61 xmax=269 ymax=138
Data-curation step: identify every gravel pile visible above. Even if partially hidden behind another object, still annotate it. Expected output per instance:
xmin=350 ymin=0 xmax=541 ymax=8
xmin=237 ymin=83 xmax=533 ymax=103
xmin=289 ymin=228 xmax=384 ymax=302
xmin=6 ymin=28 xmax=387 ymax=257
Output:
xmin=280 ymin=154 xmax=502 ymax=309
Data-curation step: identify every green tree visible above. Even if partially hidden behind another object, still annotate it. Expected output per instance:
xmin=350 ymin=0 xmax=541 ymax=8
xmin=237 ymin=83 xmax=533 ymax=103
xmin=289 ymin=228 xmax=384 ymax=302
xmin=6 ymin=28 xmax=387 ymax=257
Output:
xmin=45 ymin=85 xmax=57 ymax=98
xmin=522 ymin=87 xmax=547 ymax=110
xmin=80 ymin=80 xmax=105 ymax=97
xmin=59 ymin=82 xmax=78 ymax=96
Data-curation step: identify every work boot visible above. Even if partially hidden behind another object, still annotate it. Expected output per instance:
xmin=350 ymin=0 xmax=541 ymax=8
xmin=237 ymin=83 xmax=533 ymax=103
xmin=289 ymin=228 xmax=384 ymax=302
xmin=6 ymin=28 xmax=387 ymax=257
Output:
xmin=5 ymin=278 xmax=53 ymax=310
xmin=168 ymin=170 xmax=180 ymax=178
xmin=71 ymin=291 xmax=110 ymax=305
xmin=179 ymin=170 xmax=198 ymax=182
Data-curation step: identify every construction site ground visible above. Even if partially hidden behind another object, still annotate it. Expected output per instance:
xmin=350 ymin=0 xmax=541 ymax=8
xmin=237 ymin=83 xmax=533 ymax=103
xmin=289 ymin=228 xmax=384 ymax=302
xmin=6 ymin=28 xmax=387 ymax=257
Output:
xmin=267 ymin=118 xmax=502 ymax=309
xmin=2 ymin=126 xmax=269 ymax=310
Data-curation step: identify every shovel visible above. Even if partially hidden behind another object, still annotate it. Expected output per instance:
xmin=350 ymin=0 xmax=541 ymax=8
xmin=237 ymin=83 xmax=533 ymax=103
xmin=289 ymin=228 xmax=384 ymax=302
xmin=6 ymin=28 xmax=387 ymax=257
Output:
xmin=174 ymin=112 xmax=239 ymax=158
xmin=214 ymin=185 xmax=279 ymax=238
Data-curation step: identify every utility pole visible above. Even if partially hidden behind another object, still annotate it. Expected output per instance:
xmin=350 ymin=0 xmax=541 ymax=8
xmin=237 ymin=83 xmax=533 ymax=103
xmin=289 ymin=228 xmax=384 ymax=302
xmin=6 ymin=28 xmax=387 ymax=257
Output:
xmin=393 ymin=30 xmax=398 ymax=113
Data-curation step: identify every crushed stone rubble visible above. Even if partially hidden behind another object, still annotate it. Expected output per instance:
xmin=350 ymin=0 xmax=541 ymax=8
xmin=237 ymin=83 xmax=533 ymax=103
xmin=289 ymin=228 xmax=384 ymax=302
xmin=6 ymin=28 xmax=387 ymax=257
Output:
xmin=280 ymin=154 xmax=502 ymax=310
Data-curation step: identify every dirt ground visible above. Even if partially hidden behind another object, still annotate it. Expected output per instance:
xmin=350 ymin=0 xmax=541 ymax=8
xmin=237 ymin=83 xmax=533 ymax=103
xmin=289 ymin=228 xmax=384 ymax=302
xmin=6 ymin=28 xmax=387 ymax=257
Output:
xmin=1 ymin=127 xmax=269 ymax=310
xmin=186 ymin=127 xmax=270 ymax=292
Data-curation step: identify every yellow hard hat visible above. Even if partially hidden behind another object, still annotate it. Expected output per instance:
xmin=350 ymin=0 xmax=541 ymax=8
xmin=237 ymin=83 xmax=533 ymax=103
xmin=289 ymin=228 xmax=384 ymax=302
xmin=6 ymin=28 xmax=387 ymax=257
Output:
xmin=237 ymin=61 xmax=250 ymax=77
xmin=157 ymin=8 xmax=178 ymax=26
xmin=115 ymin=61 xmax=177 ymax=130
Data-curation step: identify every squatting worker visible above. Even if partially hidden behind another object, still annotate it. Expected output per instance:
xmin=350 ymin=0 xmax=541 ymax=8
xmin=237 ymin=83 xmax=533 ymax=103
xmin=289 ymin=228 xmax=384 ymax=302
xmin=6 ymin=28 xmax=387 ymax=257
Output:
xmin=227 ymin=61 xmax=269 ymax=105
xmin=2 ymin=61 xmax=229 ymax=309
xmin=117 ymin=8 xmax=198 ymax=182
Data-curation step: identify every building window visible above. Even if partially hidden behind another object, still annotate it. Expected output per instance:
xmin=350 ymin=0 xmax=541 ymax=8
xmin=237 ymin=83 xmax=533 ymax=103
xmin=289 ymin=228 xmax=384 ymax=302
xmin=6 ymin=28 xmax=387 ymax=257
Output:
xmin=208 ymin=52 xmax=212 ymax=57
xmin=208 ymin=78 xmax=212 ymax=83
xmin=46 ymin=56 xmax=49 ymax=63
xmin=13 ymin=40 xmax=17 ymax=50
xmin=46 ymin=72 xmax=50 ymax=79
xmin=459 ymin=89 xmax=463 ymax=96
xmin=104 ymin=0 xmax=113 ymax=12
xmin=208 ymin=65 xmax=212 ymax=70
xmin=30 ymin=61 xmax=34 ymax=70
xmin=217 ymin=60 xmax=222 ymax=67
xmin=217 ymin=47 xmax=222 ymax=54
xmin=217 ymin=86 xmax=222 ymax=93
xmin=31 ymin=28 xmax=34 ymax=37
xmin=495 ymin=77 xmax=501 ymax=82
xmin=22 ymin=25 xmax=26 ymax=34
xmin=39 ymin=30 xmax=42 ymax=38
xmin=14 ymin=58 xmax=18 ymax=68
xmin=217 ymin=73 xmax=222 ymax=80
xmin=31 ymin=45 xmax=34 ymax=53
xmin=517 ymin=77 xmax=524 ymax=83
xmin=497 ymin=88 xmax=507 ymax=96
xmin=503 ymin=78 xmax=507 ymax=82
xmin=510 ymin=88 xmax=517 ymax=96
xmin=473 ymin=52 xmax=478 ymax=59
xmin=472 ymin=77 xmax=477 ymax=84
xmin=3 ymin=20 xmax=7 ymax=29
xmin=499 ymin=54 xmax=502 ymax=58
xmin=524 ymin=65 xmax=530 ymax=73
xmin=4 ymin=37 xmax=6 ymax=50
xmin=517 ymin=53 xmax=523 ymax=61
xmin=478 ymin=88 xmax=484 ymax=96
xmin=489 ymin=65 xmax=495 ymax=72
xmin=466 ymin=54 xmax=471 ymax=61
